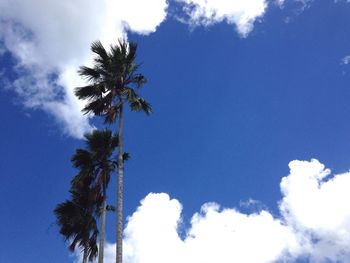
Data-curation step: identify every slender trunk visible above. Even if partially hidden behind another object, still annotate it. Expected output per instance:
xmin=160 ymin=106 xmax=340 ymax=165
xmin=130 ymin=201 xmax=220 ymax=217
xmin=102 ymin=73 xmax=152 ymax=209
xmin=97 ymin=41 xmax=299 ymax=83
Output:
xmin=98 ymin=174 xmax=107 ymax=263
xmin=116 ymin=102 xmax=124 ymax=263
xmin=82 ymin=246 xmax=88 ymax=263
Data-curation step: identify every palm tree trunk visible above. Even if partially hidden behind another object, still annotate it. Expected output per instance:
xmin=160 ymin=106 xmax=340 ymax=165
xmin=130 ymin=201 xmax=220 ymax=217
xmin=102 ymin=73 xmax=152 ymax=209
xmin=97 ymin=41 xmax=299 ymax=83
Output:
xmin=116 ymin=102 xmax=124 ymax=263
xmin=98 ymin=178 xmax=107 ymax=263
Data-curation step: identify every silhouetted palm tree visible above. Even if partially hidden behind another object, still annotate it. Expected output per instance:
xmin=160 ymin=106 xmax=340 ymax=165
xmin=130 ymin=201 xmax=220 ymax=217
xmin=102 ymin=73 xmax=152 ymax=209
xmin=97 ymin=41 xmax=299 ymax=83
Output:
xmin=54 ymin=175 xmax=99 ymax=263
xmin=71 ymin=129 xmax=117 ymax=263
xmin=75 ymin=40 xmax=151 ymax=263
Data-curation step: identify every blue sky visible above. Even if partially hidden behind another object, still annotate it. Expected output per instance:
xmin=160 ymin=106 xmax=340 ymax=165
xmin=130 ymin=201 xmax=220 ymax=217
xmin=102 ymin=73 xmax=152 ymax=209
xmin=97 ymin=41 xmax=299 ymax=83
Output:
xmin=1 ymin=0 xmax=350 ymax=262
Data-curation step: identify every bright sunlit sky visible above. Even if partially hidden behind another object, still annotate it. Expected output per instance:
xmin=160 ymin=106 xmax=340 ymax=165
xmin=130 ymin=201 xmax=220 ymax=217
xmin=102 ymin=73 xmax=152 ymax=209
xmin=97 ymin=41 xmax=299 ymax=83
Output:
xmin=2 ymin=0 xmax=350 ymax=262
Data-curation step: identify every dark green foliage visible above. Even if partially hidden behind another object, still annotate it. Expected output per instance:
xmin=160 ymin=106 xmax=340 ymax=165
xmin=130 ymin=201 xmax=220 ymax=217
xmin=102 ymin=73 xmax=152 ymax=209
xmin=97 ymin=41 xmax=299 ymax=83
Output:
xmin=106 ymin=205 xmax=116 ymax=212
xmin=122 ymin=152 xmax=130 ymax=162
xmin=54 ymin=176 xmax=99 ymax=262
xmin=55 ymin=129 xmax=119 ymax=261
xmin=71 ymin=129 xmax=117 ymax=191
xmin=75 ymin=39 xmax=152 ymax=124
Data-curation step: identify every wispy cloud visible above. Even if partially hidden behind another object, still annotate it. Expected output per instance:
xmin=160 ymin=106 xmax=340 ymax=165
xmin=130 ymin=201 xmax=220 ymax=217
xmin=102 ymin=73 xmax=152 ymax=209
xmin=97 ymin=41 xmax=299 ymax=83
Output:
xmin=74 ymin=159 xmax=350 ymax=263
xmin=341 ymin=55 xmax=350 ymax=65
xmin=0 ymin=45 xmax=5 ymax=56
xmin=277 ymin=0 xmax=314 ymax=8
xmin=0 ymin=0 xmax=168 ymax=138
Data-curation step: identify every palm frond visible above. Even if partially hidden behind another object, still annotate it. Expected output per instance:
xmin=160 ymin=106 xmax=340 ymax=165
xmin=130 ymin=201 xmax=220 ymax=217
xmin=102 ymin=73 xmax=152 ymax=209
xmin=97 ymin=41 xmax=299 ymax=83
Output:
xmin=71 ymin=149 xmax=92 ymax=169
xmin=104 ymin=105 xmax=119 ymax=124
xmin=75 ymin=84 xmax=103 ymax=100
xmin=82 ymin=98 xmax=107 ymax=116
xmin=133 ymin=74 xmax=147 ymax=88
xmin=91 ymin=41 xmax=109 ymax=63
xmin=130 ymin=97 xmax=152 ymax=115
xmin=78 ymin=66 xmax=101 ymax=83
xmin=106 ymin=205 xmax=116 ymax=212
xmin=122 ymin=152 xmax=130 ymax=162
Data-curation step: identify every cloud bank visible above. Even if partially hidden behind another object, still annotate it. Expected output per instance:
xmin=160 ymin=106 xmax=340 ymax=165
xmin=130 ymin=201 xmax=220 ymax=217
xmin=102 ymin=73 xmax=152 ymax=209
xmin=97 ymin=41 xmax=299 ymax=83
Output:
xmin=75 ymin=159 xmax=350 ymax=263
xmin=0 ymin=0 xmax=168 ymax=138
xmin=280 ymin=160 xmax=350 ymax=262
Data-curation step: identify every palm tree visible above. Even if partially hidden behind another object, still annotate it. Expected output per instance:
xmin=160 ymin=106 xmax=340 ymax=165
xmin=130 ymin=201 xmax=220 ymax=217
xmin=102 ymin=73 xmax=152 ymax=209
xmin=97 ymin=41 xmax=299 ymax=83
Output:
xmin=71 ymin=129 xmax=118 ymax=263
xmin=75 ymin=40 xmax=151 ymax=263
xmin=54 ymin=175 xmax=99 ymax=263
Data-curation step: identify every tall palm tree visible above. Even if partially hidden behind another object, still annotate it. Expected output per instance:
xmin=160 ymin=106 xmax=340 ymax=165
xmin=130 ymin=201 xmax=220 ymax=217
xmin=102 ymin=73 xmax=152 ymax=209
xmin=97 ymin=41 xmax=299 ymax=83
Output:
xmin=75 ymin=40 xmax=151 ymax=263
xmin=54 ymin=175 xmax=99 ymax=263
xmin=71 ymin=129 xmax=118 ymax=263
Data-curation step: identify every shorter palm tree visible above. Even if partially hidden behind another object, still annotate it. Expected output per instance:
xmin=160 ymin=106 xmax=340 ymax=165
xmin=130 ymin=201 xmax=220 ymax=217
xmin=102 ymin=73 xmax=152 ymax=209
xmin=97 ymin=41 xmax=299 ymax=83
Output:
xmin=71 ymin=129 xmax=118 ymax=263
xmin=54 ymin=175 xmax=99 ymax=263
xmin=55 ymin=129 xmax=129 ymax=263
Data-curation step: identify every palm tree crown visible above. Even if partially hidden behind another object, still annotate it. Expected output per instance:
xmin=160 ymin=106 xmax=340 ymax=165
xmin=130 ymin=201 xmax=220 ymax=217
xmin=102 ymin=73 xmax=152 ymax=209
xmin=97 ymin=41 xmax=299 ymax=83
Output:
xmin=75 ymin=40 xmax=151 ymax=123
xmin=71 ymin=129 xmax=117 ymax=190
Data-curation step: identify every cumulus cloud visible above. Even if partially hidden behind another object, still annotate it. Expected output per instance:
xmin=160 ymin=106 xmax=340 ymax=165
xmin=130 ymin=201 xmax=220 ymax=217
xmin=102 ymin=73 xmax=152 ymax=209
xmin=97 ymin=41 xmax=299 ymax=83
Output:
xmin=123 ymin=193 xmax=300 ymax=263
xmin=0 ymin=0 xmax=168 ymax=138
xmin=176 ymin=0 xmax=268 ymax=37
xmin=74 ymin=159 xmax=350 ymax=263
xmin=280 ymin=159 xmax=350 ymax=262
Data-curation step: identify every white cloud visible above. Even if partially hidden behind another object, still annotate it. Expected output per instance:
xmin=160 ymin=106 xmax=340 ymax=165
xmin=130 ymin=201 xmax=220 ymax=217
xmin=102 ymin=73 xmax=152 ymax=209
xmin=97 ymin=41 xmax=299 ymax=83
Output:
xmin=334 ymin=0 xmax=350 ymax=4
xmin=276 ymin=0 xmax=285 ymax=7
xmin=0 ymin=0 xmax=168 ymax=138
xmin=116 ymin=0 xmax=169 ymax=34
xmin=76 ymin=159 xmax=350 ymax=263
xmin=176 ymin=0 xmax=268 ymax=37
xmin=123 ymin=193 xmax=185 ymax=263
xmin=341 ymin=55 xmax=350 ymax=65
xmin=280 ymin=159 xmax=350 ymax=262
